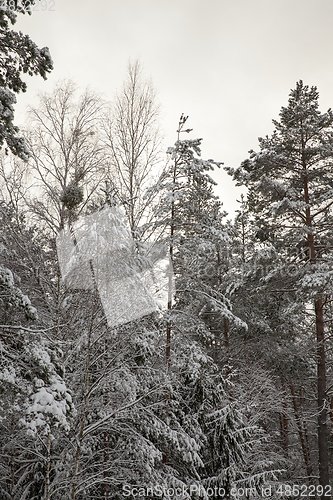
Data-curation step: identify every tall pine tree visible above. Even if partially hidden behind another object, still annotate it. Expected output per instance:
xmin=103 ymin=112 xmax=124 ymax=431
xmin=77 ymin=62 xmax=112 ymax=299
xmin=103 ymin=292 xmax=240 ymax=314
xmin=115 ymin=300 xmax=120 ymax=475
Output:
xmin=226 ymin=80 xmax=333 ymax=493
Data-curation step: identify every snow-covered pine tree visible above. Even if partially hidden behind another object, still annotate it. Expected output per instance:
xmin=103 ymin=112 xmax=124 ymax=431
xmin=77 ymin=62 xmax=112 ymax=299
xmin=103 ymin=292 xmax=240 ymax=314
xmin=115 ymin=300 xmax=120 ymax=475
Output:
xmin=226 ymin=80 xmax=333 ymax=494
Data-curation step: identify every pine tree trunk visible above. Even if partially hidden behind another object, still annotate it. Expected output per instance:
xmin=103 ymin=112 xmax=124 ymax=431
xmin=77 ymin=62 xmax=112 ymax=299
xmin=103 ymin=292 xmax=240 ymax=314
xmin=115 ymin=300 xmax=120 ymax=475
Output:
xmin=315 ymin=297 xmax=330 ymax=494
xmin=303 ymin=163 xmax=330 ymax=494
xmin=289 ymin=382 xmax=313 ymax=479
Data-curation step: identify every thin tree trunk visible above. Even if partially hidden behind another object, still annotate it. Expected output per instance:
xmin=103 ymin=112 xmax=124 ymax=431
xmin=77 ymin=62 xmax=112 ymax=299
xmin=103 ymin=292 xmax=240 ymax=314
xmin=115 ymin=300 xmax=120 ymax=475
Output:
xmin=71 ymin=286 xmax=98 ymax=500
xmin=10 ymin=411 xmax=15 ymax=500
xmin=103 ymin=430 xmax=109 ymax=499
xmin=315 ymin=297 xmax=330 ymax=493
xmin=55 ymin=271 xmax=61 ymax=341
xmin=289 ymin=381 xmax=313 ymax=479
xmin=166 ymin=252 xmax=172 ymax=374
xmin=45 ymin=432 xmax=51 ymax=500
xmin=280 ymin=406 xmax=289 ymax=451
xmin=165 ymin=138 xmax=177 ymax=373
xmin=279 ymin=413 xmax=289 ymax=451
xmin=300 ymin=388 xmax=311 ymax=470
xmin=223 ymin=318 xmax=229 ymax=349
xmin=162 ymin=224 xmax=173 ymax=464
xmin=280 ymin=379 xmax=289 ymax=451
xmin=217 ymin=247 xmax=230 ymax=351
xmin=162 ymin=123 xmax=179 ymax=464
xmin=103 ymin=338 xmax=109 ymax=500
xmin=302 ymin=156 xmax=330 ymax=494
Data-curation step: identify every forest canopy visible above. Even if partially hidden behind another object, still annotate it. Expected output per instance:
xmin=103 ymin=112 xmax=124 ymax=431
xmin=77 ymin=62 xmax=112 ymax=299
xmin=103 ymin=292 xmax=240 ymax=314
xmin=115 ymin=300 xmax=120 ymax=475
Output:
xmin=0 ymin=6 xmax=333 ymax=497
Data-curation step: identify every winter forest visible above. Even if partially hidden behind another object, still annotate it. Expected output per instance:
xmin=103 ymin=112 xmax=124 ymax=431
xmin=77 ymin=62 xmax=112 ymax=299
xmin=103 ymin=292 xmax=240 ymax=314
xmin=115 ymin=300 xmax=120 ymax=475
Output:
xmin=1 ymin=2 xmax=333 ymax=499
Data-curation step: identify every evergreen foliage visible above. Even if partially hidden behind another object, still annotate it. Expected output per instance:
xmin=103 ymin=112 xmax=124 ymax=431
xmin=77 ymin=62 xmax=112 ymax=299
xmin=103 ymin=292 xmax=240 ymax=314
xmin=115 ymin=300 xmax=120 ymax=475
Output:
xmin=0 ymin=0 xmax=53 ymax=159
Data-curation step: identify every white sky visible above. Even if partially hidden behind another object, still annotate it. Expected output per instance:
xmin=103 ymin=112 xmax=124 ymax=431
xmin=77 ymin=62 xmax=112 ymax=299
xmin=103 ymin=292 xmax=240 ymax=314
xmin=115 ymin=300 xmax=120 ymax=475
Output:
xmin=14 ymin=0 xmax=333 ymax=217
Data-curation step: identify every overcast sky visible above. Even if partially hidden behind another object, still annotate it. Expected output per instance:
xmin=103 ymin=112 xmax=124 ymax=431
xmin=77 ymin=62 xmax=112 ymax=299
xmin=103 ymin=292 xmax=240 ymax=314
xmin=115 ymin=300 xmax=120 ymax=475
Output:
xmin=14 ymin=0 xmax=333 ymax=216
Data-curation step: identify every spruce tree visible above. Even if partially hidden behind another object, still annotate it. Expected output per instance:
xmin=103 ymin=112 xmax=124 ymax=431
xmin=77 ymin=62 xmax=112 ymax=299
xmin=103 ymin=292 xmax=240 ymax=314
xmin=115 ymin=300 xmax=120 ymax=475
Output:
xmin=145 ymin=117 xmax=263 ymax=492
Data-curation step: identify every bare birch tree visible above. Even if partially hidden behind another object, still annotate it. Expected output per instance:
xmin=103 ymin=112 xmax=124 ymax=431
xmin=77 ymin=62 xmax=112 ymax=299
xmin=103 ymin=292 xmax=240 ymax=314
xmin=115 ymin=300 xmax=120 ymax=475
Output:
xmin=102 ymin=60 xmax=162 ymax=238
xmin=24 ymin=80 xmax=106 ymax=233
